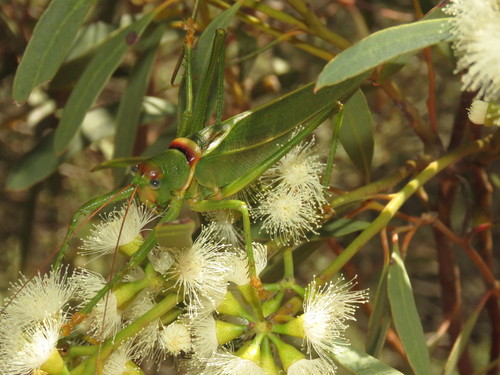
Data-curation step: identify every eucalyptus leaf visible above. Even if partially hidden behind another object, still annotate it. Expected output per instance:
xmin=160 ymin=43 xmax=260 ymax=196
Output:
xmin=319 ymin=218 xmax=370 ymax=238
xmin=316 ymin=18 xmax=454 ymax=90
xmin=12 ymin=0 xmax=95 ymax=101
xmin=443 ymin=296 xmax=487 ymax=375
xmin=377 ymin=5 xmax=449 ymax=83
xmin=6 ymin=131 xmax=84 ymax=191
xmin=366 ymin=263 xmax=391 ymax=356
xmin=53 ymin=10 xmax=158 ymax=154
xmin=338 ymin=89 xmax=373 ymax=181
xmin=113 ymin=24 xmax=165 ymax=185
xmin=66 ymin=21 xmax=114 ymax=60
xmin=388 ymin=250 xmax=432 ymax=375
xmin=331 ymin=346 xmax=404 ymax=375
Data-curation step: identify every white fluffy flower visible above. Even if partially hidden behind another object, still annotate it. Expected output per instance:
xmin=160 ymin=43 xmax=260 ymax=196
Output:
xmin=261 ymin=140 xmax=326 ymax=207
xmin=159 ymin=321 xmax=192 ymax=356
xmin=445 ymin=0 xmax=500 ymax=101
xmin=103 ymin=342 xmax=141 ymax=375
xmin=1 ymin=267 xmax=81 ymax=326
xmin=81 ymin=201 xmax=157 ymax=258
xmin=204 ymin=210 xmax=243 ymax=245
xmin=0 ymin=316 xmax=63 ymax=375
xmin=252 ymin=190 xmax=322 ymax=245
xmin=301 ymin=279 xmax=368 ymax=362
xmin=168 ymin=224 xmax=230 ymax=312
xmin=123 ymin=292 xmax=164 ymax=363
xmin=251 ymin=139 xmax=327 ymax=245
xmin=226 ymin=244 xmax=268 ymax=286
xmin=202 ymin=350 xmax=266 ymax=375
xmin=73 ymin=271 xmax=122 ymax=341
xmin=190 ymin=315 xmax=219 ymax=359
xmin=468 ymin=99 xmax=490 ymax=124
xmin=468 ymin=99 xmax=500 ymax=125
xmin=287 ymin=357 xmax=336 ymax=375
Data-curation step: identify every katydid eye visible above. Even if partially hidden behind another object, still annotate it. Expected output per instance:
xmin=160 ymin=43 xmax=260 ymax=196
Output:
xmin=149 ymin=179 xmax=161 ymax=190
xmin=130 ymin=165 xmax=139 ymax=175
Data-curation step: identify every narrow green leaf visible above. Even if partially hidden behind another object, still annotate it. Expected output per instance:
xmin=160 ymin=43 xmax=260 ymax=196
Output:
xmin=12 ymin=0 xmax=95 ymax=102
xmin=319 ymin=218 xmax=369 ymax=237
xmin=331 ymin=346 xmax=404 ymax=375
xmin=366 ymin=262 xmax=391 ymax=356
xmin=388 ymin=250 xmax=432 ymax=375
xmin=53 ymin=11 xmax=157 ymax=154
xmin=377 ymin=7 xmax=449 ymax=83
xmin=377 ymin=51 xmax=415 ymax=83
xmin=6 ymin=132 xmax=84 ymax=191
xmin=316 ymin=18 xmax=453 ymax=90
xmin=443 ymin=295 xmax=488 ymax=375
xmin=48 ymin=22 xmax=115 ymax=90
xmin=322 ymin=107 xmax=343 ymax=187
xmin=338 ymin=89 xmax=374 ymax=181
xmin=113 ymin=24 xmax=165 ymax=185
xmin=66 ymin=21 xmax=114 ymax=60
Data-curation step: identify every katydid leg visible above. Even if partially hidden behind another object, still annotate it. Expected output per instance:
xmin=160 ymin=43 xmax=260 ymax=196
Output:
xmin=54 ymin=185 xmax=136 ymax=269
xmin=191 ymin=199 xmax=255 ymax=274
xmin=191 ymin=199 xmax=265 ymax=319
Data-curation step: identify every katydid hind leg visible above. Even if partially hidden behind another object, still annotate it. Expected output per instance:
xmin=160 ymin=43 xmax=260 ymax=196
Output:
xmin=191 ymin=198 xmax=266 ymax=318
xmin=191 ymin=200 xmax=258 ymax=280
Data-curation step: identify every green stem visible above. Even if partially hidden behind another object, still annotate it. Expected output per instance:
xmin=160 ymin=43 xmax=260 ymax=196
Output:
xmin=329 ymin=164 xmax=413 ymax=208
xmin=208 ymin=0 xmax=334 ymax=60
xmin=66 ymin=345 xmax=98 ymax=359
xmin=289 ymin=284 xmax=305 ymax=298
xmin=318 ymin=136 xmax=493 ymax=284
xmin=286 ymin=0 xmax=351 ymax=50
xmin=239 ymin=0 xmax=307 ymax=29
xmin=283 ymin=248 xmax=294 ymax=279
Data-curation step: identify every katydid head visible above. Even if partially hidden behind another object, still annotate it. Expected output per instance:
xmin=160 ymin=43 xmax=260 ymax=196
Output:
xmin=131 ymin=149 xmax=191 ymax=208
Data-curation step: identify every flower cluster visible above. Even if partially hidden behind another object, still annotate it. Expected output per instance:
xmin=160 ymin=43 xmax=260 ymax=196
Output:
xmin=0 ymin=138 xmax=367 ymax=374
xmin=251 ymin=139 xmax=328 ymax=245
xmin=181 ymin=276 xmax=368 ymax=375
xmin=445 ymin=0 xmax=500 ymax=102
xmin=0 ymin=268 xmax=88 ymax=375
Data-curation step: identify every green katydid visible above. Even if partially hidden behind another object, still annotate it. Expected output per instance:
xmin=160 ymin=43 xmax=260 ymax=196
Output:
xmin=50 ymin=26 xmax=367 ymax=319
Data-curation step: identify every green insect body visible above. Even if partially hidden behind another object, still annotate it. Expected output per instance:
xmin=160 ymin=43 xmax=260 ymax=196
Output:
xmin=47 ymin=16 xmax=367 ymax=327
xmin=131 ymin=148 xmax=192 ymax=208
